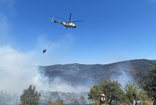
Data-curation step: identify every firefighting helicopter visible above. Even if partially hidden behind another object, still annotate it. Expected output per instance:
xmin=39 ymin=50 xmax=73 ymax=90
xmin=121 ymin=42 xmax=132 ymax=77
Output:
xmin=50 ymin=13 xmax=83 ymax=29
xmin=43 ymin=13 xmax=83 ymax=53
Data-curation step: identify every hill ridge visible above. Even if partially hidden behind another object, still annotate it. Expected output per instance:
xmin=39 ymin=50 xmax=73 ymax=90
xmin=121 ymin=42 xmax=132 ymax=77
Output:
xmin=39 ymin=59 xmax=156 ymax=87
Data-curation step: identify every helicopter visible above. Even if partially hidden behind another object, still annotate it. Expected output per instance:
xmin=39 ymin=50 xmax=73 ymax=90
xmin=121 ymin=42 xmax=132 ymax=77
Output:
xmin=50 ymin=13 xmax=83 ymax=29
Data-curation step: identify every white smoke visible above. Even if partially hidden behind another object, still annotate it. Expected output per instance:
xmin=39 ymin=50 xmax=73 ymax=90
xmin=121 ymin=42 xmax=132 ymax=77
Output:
xmin=44 ymin=77 xmax=90 ymax=93
xmin=0 ymin=44 xmax=92 ymax=105
xmin=0 ymin=46 xmax=47 ymax=94
xmin=110 ymin=62 xmax=134 ymax=87
xmin=0 ymin=0 xmax=51 ymax=95
xmin=110 ymin=63 xmax=134 ymax=87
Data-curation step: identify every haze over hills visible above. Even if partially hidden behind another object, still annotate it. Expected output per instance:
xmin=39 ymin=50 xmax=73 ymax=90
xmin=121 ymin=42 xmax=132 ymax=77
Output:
xmin=1 ymin=59 xmax=156 ymax=105
xmin=39 ymin=59 xmax=156 ymax=89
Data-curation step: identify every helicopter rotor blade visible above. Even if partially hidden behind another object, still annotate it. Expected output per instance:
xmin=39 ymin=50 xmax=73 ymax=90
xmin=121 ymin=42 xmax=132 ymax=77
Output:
xmin=55 ymin=16 xmax=67 ymax=21
xmin=69 ymin=13 xmax=72 ymax=22
xmin=71 ymin=20 xmax=84 ymax=22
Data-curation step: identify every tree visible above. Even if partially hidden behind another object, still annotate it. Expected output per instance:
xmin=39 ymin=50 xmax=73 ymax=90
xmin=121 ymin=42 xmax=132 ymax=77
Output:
xmin=123 ymin=82 xmax=148 ymax=104
xmin=100 ymin=79 xmax=125 ymax=105
xmin=88 ymin=79 xmax=125 ymax=105
xmin=141 ymin=64 xmax=156 ymax=96
xmin=20 ymin=85 xmax=41 ymax=105
xmin=124 ymin=82 xmax=139 ymax=102
xmin=147 ymin=65 xmax=156 ymax=87
xmin=54 ymin=96 xmax=65 ymax=105
xmin=88 ymin=85 xmax=103 ymax=101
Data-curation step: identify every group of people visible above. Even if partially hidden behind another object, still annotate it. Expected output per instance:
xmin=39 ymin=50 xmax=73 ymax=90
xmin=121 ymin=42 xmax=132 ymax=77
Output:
xmin=99 ymin=87 xmax=156 ymax=105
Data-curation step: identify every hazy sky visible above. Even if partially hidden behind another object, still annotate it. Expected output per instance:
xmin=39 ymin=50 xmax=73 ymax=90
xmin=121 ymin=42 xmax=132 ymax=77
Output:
xmin=1 ymin=0 xmax=156 ymax=65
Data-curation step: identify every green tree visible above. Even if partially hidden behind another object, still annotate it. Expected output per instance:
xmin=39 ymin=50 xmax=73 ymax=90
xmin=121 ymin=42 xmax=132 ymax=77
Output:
xmin=88 ymin=85 xmax=103 ymax=101
xmin=54 ymin=96 xmax=65 ymax=105
xmin=100 ymin=79 xmax=125 ymax=105
xmin=124 ymin=82 xmax=148 ymax=104
xmin=124 ymin=82 xmax=139 ymax=102
xmin=88 ymin=79 xmax=125 ymax=105
xmin=20 ymin=85 xmax=41 ymax=105
xmin=147 ymin=65 xmax=156 ymax=87
xmin=141 ymin=64 xmax=156 ymax=96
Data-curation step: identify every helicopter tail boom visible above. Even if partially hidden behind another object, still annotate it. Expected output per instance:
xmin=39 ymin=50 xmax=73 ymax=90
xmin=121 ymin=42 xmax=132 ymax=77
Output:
xmin=50 ymin=18 xmax=62 ymax=23
xmin=50 ymin=18 xmax=54 ymax=22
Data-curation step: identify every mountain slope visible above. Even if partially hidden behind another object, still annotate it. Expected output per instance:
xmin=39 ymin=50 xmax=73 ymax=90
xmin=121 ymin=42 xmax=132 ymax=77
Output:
xmin=39 ymin=59 xmax=156 ymax=87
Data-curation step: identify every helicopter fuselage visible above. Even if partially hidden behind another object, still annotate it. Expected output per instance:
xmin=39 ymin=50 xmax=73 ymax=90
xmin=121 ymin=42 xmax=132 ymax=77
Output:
xmin=50 ymin=12 xmax=83 ymax=29
xmin=62 ymin=22 xmax=76 ymax=28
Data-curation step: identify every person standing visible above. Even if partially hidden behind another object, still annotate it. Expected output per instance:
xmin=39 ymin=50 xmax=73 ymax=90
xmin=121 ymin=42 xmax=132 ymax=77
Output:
xmin=132 ymin=93 xmax=143 ymax=105
xmin=152 ymin=88 xmax=156 ymax=105
xmin=100 ymin=94 xmax=106 ymax=105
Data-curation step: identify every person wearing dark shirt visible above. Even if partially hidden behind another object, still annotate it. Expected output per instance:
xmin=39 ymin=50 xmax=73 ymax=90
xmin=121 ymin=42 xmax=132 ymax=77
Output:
xmin=132 ymin=93 xmax=143 ymax=105
xmin=152 ymin=88 xmax=156 ymax=105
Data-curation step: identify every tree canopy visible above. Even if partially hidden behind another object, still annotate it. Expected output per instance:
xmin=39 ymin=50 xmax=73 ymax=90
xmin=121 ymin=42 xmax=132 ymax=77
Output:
xmin=88 ymin=85 xmax=103 ymax=101
xmin=141 ymin=64 xmax=156 ymax=96
xmin=100 ymin=79 xmax=125 ymax=104
xmin=147 ymin=65 xmax=156 ymax=88
xmin=88 ymin=79 xmax=125 ymax=105
xmin=20 ymin=85 xmax=41 ymax=105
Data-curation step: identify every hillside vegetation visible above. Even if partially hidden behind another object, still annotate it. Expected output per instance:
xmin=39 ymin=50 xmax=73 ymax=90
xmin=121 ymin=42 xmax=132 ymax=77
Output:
xmin=40 ymin=59 xmax=156 ymax=86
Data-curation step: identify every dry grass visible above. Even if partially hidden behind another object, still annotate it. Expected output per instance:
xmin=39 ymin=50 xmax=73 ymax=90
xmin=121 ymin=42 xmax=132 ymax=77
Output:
xmin=142 ymin=99 xmax=153 ymax=105
xmin=92 ymin=99 xmax=154 ymax=105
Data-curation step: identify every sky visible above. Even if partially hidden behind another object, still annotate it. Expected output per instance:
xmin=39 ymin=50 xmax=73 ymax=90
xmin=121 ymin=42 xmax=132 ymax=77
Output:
xmin=1 ymin=0 xmax=156 ymax=65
